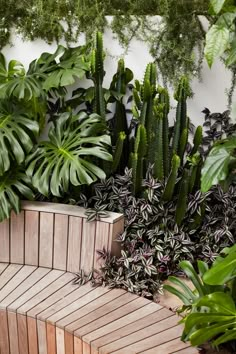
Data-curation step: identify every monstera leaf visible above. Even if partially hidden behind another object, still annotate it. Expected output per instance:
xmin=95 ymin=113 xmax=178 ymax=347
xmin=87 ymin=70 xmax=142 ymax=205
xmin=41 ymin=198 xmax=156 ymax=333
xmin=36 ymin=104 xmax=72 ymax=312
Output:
xmin=26 ymin=112 xmax=112 ymax=197
xmin=184 ymin=292 xmax=236 ymax=347
xmin=0 ymin=103 xmax=39 ymax=175
xmin=0 ymin=57 xmax=46 ymax=100
xmin=0 ymin=167 xmax=34 ymax=221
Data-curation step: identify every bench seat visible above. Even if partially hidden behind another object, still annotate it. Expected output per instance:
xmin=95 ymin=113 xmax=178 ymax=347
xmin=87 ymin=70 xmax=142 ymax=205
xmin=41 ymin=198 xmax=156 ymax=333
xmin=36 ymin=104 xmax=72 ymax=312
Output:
xmin=0 ymin=263 xmax=198 ymax=354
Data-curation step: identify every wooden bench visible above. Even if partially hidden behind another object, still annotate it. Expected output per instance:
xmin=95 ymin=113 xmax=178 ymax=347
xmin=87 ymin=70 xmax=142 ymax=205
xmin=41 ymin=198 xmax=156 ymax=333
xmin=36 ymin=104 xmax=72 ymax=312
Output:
xmin=0 ymin=202 xmax=198 ymax=354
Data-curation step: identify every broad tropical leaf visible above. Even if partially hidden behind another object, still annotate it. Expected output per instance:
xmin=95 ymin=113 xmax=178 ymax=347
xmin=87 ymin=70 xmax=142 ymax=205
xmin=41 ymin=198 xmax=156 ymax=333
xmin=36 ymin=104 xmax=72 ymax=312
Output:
xmin=210 ymin=0 xmax=227 ymax=14
xmin=184 ymin=292 xmax=236 ymax=346
xmin=201 ymin=138 xmax=236 ymax=192
xmin=0 ymin=103 xmax=39 ymax=175
xmin=26 ymin=112 xmax=112 ymax=197
xmin=0 ymin=167 xmax=34 ymax=222
xmin=203 ymin=246 xmax=236 ymax=285
xmin=205 ymin=24 xmax=230 ymax=67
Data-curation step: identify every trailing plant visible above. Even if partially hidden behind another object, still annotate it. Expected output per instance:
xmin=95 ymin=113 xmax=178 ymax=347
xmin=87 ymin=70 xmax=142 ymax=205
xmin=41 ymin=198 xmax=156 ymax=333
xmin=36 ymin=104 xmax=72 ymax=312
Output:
xmin=0 ymin=0 xmax=211 ymax=93
xmin=165 ymin=245 xmax=236 ymax=352
xmin=73 ymin=167 xmax=236 ymax=298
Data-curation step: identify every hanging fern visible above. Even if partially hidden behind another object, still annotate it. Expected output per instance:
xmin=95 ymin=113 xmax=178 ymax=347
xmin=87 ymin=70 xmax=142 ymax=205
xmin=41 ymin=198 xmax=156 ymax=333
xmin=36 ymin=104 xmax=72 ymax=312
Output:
xmin=0 ymin=0 xmax=210 ymax=91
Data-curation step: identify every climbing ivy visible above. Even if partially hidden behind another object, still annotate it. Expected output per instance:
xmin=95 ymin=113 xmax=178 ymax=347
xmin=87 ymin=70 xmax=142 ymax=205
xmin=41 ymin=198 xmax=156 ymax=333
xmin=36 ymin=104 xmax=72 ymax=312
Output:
xmin=0 ymin=0 xmax=210 ymax=88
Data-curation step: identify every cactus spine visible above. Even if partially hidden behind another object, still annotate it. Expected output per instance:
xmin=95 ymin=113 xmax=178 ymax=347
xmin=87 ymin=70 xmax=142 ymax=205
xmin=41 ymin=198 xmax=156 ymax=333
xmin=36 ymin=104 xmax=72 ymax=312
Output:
xmin=158 ymin=88 xmax=170 ymax=178
xmin=152 ymin=104 xmax=164 ymax=180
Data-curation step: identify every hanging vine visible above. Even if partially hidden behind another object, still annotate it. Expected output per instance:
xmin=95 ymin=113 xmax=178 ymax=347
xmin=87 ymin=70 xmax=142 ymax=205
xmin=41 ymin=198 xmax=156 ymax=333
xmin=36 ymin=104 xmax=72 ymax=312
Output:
xmin=0 ymin=0 xmax=211 ymax=89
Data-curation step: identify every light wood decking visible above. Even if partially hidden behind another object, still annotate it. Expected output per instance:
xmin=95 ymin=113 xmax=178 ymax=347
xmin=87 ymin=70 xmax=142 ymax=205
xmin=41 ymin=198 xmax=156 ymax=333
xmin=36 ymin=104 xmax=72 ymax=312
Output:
xmin=0 ymin=202 xmax=199 ymax=353
xmin=0 ymin=264 xmax=198 ymax=354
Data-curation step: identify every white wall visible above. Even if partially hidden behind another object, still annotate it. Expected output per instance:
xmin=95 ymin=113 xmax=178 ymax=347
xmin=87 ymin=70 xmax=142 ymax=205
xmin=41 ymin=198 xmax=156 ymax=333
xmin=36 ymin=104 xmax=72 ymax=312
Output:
xmin=2 ymin=27 xmax=233 ymax=126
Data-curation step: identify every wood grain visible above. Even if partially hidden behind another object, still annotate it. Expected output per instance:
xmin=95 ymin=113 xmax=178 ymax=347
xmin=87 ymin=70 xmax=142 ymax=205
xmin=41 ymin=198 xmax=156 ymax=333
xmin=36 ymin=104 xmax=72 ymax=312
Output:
xmin=0 ymin=218 xmax=10 ymax=262
xmin=10 ymin=210 xmax=24 ymax=264
xmin=94 ymin=221 xmax=110 ymax=270
xmin=46 ymin=323 xmax=56 ymax=354
xmin=8 ymin=311 xmax=19 ymax=354
xmin=37 ymin=320 xmax=47 ymax=354
xmin=25 ymin=211 xmax=39 ymax=266
xmin=39 ymin=212 xmax=54 ymax=268
xmin=17 ymin=314 xmax=29 ymax=354
xmin=53 ymin=214 xmax=68 ymax=270
xmin=67 ymin=216 xmax=82 ymax=273
xmin=27 ymin=317 xmax=39 ymax=354
xmin=80 ymin=219 xmax=96 ymax=274
xmin=0 ymin=310 xmax=10 ymax=354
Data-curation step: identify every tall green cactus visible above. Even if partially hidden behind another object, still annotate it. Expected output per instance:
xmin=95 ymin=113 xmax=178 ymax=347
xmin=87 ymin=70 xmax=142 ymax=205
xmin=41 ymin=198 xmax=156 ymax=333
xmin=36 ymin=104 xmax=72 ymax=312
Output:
xmin=112 ymin=131 xmax=126 ymax=174
xmin=158 ymin=87 xmax=170 ymax=178
xmin=162 ymin=154 xmax=180 ymax=201
xmin=132 ymin=125 xmax=147 ymax=195
xmin=175 ymin=168 xmax=190 ymax=226
xmin=152 ymin=104 xmax=164 ymax=180
xmin=110 ymin=59 xmax=133 ymax=172
xmin=172 ymin=77 xmax=191 ymax=156
xmin=90 ymin=32 xmax=106 ymax=121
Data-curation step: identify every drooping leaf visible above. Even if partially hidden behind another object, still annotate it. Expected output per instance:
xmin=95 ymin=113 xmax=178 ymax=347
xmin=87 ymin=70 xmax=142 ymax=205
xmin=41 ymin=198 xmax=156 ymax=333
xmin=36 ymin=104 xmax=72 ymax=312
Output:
xmin=0 ymin=103 xmax=39 ymax=175
xmin=205 ymin=24 xmax=230 ymax=67
xmin=210 ymin=0 xmax=227 ymax=14
xmin=201 ymin=138 xmax=236 ymax=192
xmin=0 ymin=166 xmax=34 ymax=222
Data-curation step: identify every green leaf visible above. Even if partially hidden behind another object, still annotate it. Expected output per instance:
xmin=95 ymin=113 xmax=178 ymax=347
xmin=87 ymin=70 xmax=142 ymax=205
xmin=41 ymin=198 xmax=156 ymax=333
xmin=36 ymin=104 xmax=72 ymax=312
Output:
xmin=201 ymin=138 xmax=236 ymax=192
xmin=205 ymin=24 xmax=230 ymax=67
xmin=26 ymin=112 xmax=112 ymax=197
xmin=203 ymin=246 xmax=236 ymax=285
xmin=0 ymin=166 xmax=34 ymax=221
xmin=210 ymin=0 xmax=227 ymax=14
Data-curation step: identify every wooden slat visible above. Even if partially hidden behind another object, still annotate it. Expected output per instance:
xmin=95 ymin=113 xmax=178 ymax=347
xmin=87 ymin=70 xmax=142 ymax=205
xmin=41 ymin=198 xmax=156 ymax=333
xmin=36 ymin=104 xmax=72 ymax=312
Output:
xmin=39 ymin=212 xmax=54 ymax=268
xmin=65 ymin=331 xmax=74 ymax=354
xmin=56 ymin=327 xmax=65 ymax=354
xmin=48 ymin=286 xmax=110 ymax=325
xmin=99 ymin=314 xmax=176 ymax=354
xmin=25 ymin=211 xmax=39 ymax=266
xmin=83 ymin=342 xmax=91 ymax=354
xmin=141 ymin=337 xmax=194 ymax=354
xmin=0 ymin=264 xmax=22 ymax=290
xmin=53 ymin=214 xmax=68 ymax=270
xmin=27 ymin=317 xmax=38 ymax=354
xmin=17 ymin=314 xmax=29 ymax=354
xmin=111 ymin=325 xmax=183 ymax=354
xmin=0 ymin=218 xmax=10 ymax=262
xmin=80 ymin=219 xmax=96 ymax=274
xmin=0 ymin=267 xmax=50 ymax=309
xmin=38 ymin=283 xmax=94 ymax=321
xmin=21 ymin=201 xmax=123 ymax=224
xmin=172 ymin=347 xmax=198 ymax=354
xmin=65 ymin=290 xmax=131 ymax=333
xmin=108 ymin=218 xmax=124 ymax=257
xmin=74 ymin=337 xmax=83 ymax=354
xmin=10 ymin=211 xmax=24 ymax=264
xmin=29 ymin=272 xmax=75 ymax=318
xmin=0 ymin=265 xmax=36 ymax=302
xmin=37 ymin=320 xmax=47 ymax=354
xmin=0 ymin=310 xmax=10 ymax=354
xmin=93 ymin=221 xmax=110 ymax=270
xmin=92 ymin=304 xmax=163 ymax=350
xmin=8 ymin=311 xmax=19 ymax=354
xmin=9 ymin=269 xmax=63 ymax=312
xmin=46 ymin=323 xmax=56 ymax=354
xmin=67 ymin=216 xmax=82 ymax=273
xmin=0 ymin=263 xmax=9 ymax=275
xmin=18 ymin=271 xmax=66 ymax=315
xmin=81 ymin=297 xmax=150 ymax=344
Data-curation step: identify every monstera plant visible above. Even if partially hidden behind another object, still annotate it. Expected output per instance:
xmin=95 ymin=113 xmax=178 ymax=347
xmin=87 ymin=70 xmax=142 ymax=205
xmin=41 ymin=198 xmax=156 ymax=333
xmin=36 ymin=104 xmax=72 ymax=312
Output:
xmin=165 ymin=245 xmax=236 ymax=351
xmin=26 ymin=112 xmax=112 ymax=197
xmin=0 ymin=44 xmax=107 ymax=221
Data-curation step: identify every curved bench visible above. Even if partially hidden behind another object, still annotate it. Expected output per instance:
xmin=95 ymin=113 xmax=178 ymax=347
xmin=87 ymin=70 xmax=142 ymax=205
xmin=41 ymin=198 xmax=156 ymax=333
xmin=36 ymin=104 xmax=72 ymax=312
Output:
xmin=0 ymin=202 xmax=197 ymax=354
